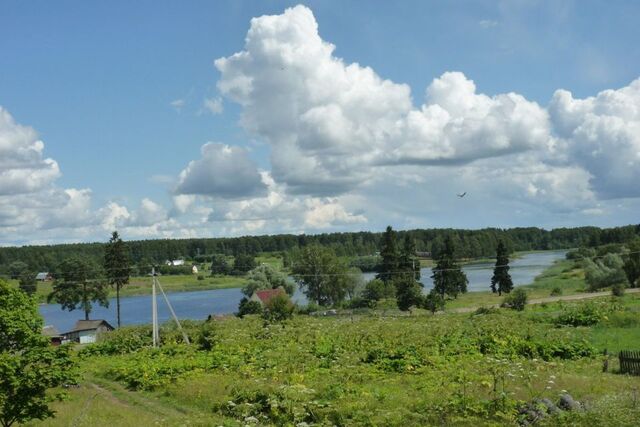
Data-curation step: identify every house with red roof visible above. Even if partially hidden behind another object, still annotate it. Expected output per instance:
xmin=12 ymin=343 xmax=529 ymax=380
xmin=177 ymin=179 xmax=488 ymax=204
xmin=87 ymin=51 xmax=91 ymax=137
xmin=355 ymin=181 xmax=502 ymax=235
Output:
xmin=250 ymin=287 xmax=287 ymax=306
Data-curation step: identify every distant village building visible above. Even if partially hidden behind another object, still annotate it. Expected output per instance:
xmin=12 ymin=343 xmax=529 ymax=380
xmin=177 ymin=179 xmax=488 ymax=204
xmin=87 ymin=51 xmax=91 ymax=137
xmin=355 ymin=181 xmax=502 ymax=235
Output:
xmin=166 ymin=259 xmax=185 ymax=266
xmin=42 ymin=325 xmax=64 ymax=346
xmin=416 ymin=251 xmax=432 ymax=258
xmin=35 ymin=272 xmax=53 ymax=281
xmin=63 ymin=320 xmax=114 ymax=344
xmin=192 ymin=265 xmax=199 ymax=274
xmin=250 ymin=287 xmax=287 ymax=306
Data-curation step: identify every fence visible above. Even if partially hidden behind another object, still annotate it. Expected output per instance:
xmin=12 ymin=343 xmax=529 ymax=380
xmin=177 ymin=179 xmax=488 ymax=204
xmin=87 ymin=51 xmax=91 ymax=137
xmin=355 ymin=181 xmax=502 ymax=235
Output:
xmin=619 ymin=350 xmax=640 ymax=375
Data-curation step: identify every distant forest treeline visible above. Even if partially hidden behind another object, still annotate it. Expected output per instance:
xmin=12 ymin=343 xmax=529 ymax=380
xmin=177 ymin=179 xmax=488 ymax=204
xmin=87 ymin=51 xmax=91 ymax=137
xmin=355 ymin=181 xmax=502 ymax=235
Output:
xmin=1 ymin=225 xmax=639 ymax=274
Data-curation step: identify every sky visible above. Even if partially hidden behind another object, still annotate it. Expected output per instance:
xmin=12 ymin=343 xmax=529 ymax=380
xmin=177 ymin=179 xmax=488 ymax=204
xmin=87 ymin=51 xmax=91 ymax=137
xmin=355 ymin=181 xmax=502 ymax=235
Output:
xmin=1 ymin=0 xmax=639 ymax=246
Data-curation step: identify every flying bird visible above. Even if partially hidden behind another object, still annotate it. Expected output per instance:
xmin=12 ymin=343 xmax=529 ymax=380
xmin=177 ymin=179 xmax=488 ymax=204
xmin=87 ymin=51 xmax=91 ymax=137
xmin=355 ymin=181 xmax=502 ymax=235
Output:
xmin=457 ymin=192 xmax=467 ymax=198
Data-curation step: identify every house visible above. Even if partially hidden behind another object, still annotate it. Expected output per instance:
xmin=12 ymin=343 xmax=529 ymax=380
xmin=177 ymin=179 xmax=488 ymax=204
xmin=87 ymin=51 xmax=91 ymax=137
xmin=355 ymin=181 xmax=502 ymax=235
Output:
xmin=35 ymin=272 xmax=53 ymax=281
xmin=416 ymin=251 xmax=432 ymax=258
xmin=63 ymin=319 xmax=114 ymax=344
xmin=250 ymin=287 xmax=287 ymax=306
xmin=166 ymin=259 xmax=185 ymax=266
xmin=42 ymin=325 xmax=64 ymax=346
xmin=192 ymin=265 xmax=199 ymax=274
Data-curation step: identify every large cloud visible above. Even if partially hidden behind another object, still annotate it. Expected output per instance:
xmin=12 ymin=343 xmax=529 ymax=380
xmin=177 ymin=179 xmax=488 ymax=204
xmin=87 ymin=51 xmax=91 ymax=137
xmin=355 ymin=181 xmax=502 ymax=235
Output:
xmin=175 ymin=142 xmax=267 ymax=198
xmin=0 ymin=107 xmax=61 ymax=195
xmin=549 ymin=78 xmax=640 ymax=199
xmin=215 ymin=5 xmax=552 ymax=195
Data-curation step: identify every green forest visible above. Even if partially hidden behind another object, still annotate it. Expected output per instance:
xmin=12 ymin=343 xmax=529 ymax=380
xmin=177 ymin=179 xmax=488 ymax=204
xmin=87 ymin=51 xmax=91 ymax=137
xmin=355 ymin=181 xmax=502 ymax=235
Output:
xmin=1 ymin=224 xmax=639 ymax=275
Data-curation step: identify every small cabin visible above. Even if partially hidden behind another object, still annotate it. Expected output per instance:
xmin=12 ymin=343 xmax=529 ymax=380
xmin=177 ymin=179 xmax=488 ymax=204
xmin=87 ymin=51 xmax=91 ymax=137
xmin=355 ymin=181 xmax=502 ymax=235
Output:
xmin=250 ymin=287 xmax=287 ymax=306
xmin=63 ymin=319 xmax=114 ymax=344
xmin=36 ymin=272 xmax=53 ymax=281
xmin=42 ymin=325 xmax=64 ymax=346
xmin=166 ymin=259 xmax=185 ymax=266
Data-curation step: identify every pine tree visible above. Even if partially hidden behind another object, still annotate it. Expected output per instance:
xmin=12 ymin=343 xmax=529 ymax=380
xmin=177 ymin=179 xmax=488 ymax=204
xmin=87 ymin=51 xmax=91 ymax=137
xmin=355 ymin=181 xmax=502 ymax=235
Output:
xmin=431 ymin=236 xmax=468 ymax=299
xmin=48 ymin=257 xmax=108 ymax=320
xmin=491 ymin=241 xmax=513 ymax=296
xmin=104 ymin=231 xmax=131 ymax=327
xmin=377 ymin=226 xmax=399 ymax=284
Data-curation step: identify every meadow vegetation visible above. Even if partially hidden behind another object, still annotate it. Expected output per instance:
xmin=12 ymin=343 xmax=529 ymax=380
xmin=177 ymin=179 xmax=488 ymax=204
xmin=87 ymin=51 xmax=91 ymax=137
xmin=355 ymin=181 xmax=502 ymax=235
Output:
xmin=25 ymin=292 xmax=640 ymax=427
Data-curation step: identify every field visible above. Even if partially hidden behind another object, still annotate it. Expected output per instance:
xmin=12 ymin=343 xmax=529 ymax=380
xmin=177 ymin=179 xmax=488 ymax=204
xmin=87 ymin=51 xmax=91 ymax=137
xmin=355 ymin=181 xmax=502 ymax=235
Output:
xmin=28 ymin=289 xmax=640 ymax=426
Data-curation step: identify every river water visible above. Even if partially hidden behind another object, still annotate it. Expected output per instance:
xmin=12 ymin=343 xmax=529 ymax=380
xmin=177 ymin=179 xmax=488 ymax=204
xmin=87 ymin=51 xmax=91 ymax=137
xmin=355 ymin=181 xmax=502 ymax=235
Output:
xmin=40 ymin=250 xmax=565 ymax=332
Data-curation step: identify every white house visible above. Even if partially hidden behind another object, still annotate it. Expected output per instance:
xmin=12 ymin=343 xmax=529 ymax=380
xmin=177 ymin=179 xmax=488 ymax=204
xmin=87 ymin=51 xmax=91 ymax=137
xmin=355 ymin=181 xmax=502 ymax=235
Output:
xmin=166 ymin=259 xmax=185 ymax=266
xmin=35 ymin=272 xmax=53 ymax=281
xmin=63 ymin=319 xmax=114 ymax=344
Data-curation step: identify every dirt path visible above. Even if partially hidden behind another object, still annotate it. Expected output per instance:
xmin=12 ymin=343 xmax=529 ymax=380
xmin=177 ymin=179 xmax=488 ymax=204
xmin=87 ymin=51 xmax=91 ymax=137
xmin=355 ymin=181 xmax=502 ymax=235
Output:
xmin=452 ymin=288 xmax=640 ymax=313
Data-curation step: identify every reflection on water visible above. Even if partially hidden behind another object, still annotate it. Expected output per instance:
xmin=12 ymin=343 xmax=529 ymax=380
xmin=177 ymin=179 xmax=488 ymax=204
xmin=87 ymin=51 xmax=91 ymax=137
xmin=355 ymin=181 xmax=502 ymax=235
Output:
xmin=40 ymin=250 xmax=565 ymax=332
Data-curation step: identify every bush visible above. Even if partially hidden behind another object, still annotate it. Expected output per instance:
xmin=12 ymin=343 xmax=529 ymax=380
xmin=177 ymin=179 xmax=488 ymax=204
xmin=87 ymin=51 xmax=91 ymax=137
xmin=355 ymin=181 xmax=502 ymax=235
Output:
xmin=550 ymin=286 xmax=563 ymax=296
xmin=197 ymin=274 xmax=205 ymax=281
xmin=502 ymin=288 xmax=527 ymax=311
xmin=584 ymin=254 xmax=626 ymax=291
xmin=237 ymin=297 xmax=262 ymax=318
xmin=566 ymin=247 xmax=596 ymax=260
xmin=262 ymin=294 xmax=294 ymax=323
xmin=422 ymin=289 xmax=445 ymax=313
xmin=554 ymin=302 xmax=614 ymax=327
xmin=296 ymin=302 xmax=321 ymax=315
xmin=611 ymin=282 xmax=625 ymax=297
xmin=359 ymin=279 xmax=395 ymax=308
xmin=196 ymin=321 xmax=218 ymax=351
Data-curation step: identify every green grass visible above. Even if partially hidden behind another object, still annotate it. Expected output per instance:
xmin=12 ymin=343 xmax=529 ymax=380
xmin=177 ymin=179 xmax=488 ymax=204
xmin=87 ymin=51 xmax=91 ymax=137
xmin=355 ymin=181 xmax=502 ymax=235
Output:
xmin=120 ymin=274 xmax=246 ymax=297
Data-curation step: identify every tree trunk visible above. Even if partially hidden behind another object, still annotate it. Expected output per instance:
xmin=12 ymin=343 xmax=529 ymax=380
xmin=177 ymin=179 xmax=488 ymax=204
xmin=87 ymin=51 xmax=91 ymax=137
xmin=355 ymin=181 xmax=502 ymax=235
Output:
xmin=117 ymin=285 xmax=121 ymax=327
xmin=83 ymin=282 xmax=89 ymax=320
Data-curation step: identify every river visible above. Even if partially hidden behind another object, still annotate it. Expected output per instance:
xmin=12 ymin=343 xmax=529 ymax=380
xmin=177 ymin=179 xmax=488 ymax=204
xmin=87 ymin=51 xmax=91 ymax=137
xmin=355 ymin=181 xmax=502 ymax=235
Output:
xmin=40 ymin=250 xmax=565 ymax=332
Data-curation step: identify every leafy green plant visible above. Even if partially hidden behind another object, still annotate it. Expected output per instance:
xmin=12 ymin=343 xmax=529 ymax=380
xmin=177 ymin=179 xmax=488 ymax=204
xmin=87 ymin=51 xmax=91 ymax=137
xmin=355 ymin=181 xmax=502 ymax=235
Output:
xmin=502 ymin=288 xmax=528 ymax=311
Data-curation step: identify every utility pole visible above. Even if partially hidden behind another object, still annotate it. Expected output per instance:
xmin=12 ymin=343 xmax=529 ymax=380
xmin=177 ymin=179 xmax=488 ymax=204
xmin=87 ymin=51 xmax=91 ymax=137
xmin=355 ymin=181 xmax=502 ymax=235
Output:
xmin=151 ymin=267 xmax=159 ymax=348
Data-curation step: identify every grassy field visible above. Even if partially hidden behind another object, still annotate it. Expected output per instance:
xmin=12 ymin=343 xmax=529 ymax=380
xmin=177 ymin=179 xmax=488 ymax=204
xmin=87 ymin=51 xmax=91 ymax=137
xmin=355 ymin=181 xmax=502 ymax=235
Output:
xmin=28 ymin=289 xmax=640 ymax=427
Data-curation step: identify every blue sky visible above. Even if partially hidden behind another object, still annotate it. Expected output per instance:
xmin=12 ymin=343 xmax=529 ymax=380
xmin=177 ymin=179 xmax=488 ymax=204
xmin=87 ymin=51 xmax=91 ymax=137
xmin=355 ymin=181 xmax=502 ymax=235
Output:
xmin=1 ymin=1 xmax=639 ymax=245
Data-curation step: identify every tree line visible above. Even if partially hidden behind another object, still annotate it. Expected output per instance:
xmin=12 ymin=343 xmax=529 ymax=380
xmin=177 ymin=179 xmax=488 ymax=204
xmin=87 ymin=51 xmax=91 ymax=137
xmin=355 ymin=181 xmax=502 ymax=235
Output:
xmin=2 ymin=224 xmax=639 ymax=274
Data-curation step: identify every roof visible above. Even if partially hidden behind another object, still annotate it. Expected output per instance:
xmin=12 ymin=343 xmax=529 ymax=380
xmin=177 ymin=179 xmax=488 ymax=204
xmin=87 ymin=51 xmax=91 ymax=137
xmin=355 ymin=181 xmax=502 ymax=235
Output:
xmin=253 ymin=288 xmax=286 ymax=305
xmin=42 ymin=325 xmax=62 ymax=337
xmin=36 ymin=272 xmax=50 ymax=279
xmin=68 ymin=319 xmax=114 ymax=333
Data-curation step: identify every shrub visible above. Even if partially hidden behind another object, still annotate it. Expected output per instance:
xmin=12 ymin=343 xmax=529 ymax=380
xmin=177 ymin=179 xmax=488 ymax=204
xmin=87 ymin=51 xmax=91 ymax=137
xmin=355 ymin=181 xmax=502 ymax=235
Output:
xmin=474 ymin=306 xmax=499 ymax=315
xmin=361 ymin=278 xmax=395 ymax=304
xmin=550 ymin=286 xmax=563 ymax=297
xmin=611 ymin=282 xmax=625 ymax=297
xmin=237 ymin=297 xmax=262 ymax=318
xmin=502 ymin=288 xmax=527 ymax=311
xmin=422 ymin=289 xmax=446 ymax=313
xmin=80 ymin=325 xmax=152 ymax=356
xmin=554 ymin=302 xmax=612 ymax=327
xmin=296 ymin=302 xmax=321 ymax=315
xmin=262 ymin=294 xmax=294 ymax=322
xmin=584 ymin=254 xmax=626 ymax=291
xmin=566 ymin=247 xmax=596 ymax=260
xmin=197 ymin=274 xmax=205 ymax=281
xmin=196 ymin=321 xmax=218 ymax=351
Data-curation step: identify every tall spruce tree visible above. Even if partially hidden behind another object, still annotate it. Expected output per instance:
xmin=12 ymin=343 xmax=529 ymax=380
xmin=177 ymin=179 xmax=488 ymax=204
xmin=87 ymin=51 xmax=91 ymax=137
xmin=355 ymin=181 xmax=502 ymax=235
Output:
xmin=399 ymin=234 xmax=421 ymax=281
xmin=490 ymin=241 xmax=513 ymax=296
xmin=431 ymin=236 xmax=468 ymax=299
xmin=104 ymin=231 xmax=131 ymax=327
xmin=377 ymin=226 xmax=399 ymax=284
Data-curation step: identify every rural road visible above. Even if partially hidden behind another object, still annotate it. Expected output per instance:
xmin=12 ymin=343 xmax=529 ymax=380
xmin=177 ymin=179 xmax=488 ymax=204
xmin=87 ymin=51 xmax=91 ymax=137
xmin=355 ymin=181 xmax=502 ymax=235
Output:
xmin=452 ymin=288 xmax=640 ymax=313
